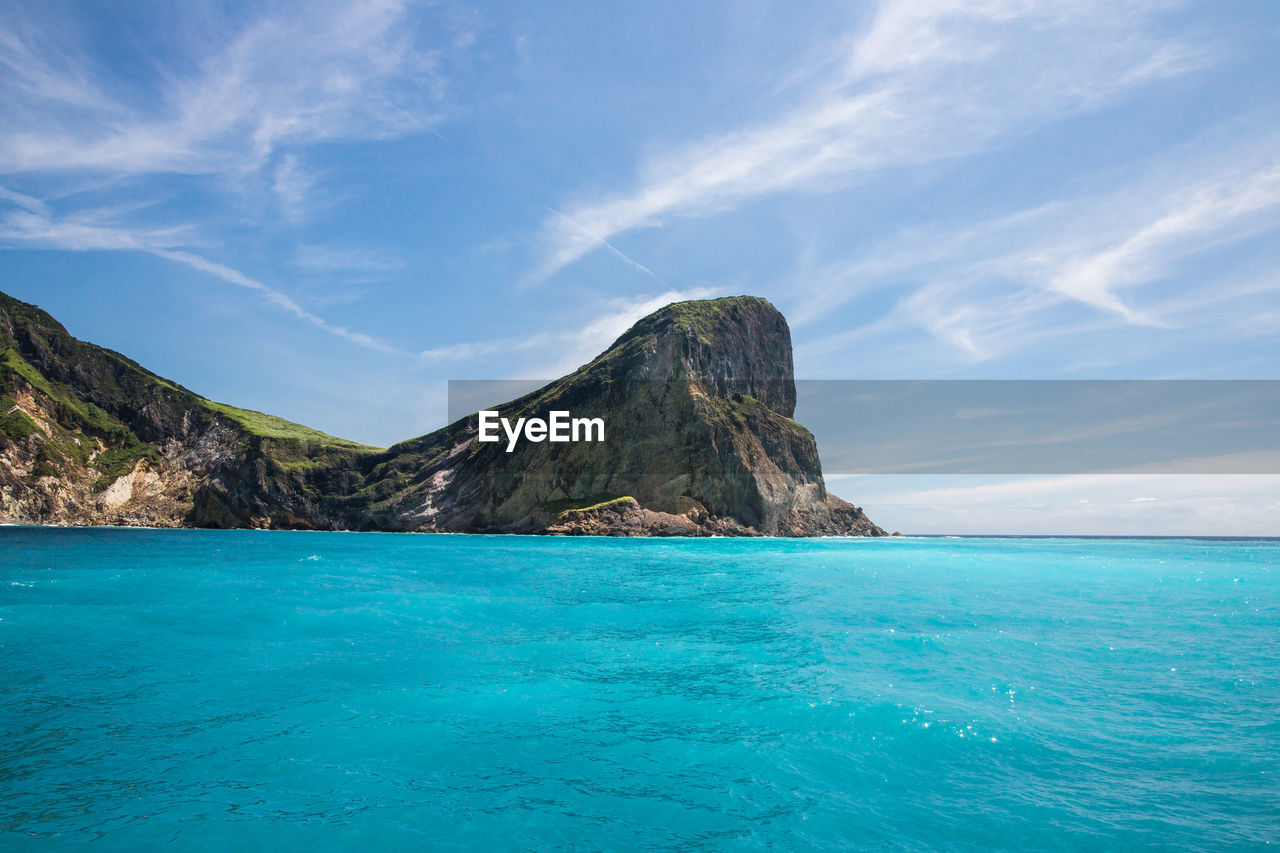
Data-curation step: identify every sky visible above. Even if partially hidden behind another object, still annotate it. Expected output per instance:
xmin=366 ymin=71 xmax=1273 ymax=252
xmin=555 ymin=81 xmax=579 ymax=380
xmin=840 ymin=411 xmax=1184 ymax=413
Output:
xmin=1 ymin=0 xmax=1278 ymax=534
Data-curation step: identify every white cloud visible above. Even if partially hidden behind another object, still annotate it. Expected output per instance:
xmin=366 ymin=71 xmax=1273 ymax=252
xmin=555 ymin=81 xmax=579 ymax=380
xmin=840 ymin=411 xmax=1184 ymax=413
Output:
xmin=790 ymin=140 xmax=1280 ymax=366
xmin=151 ymin=249 xmax=400 ymax=353
xmin=420 ymin=287 xmax=725 ymax=375
xmin=0 ymin=0 xmax=446 ymax=178
xmin=533 ymin=0 xmax=1207 ymax=280
xmin=295 ymin=244 xmax=404 ymax=273
xmin=1043 ymin=164 xmax=1280 ymax=324
xmin=0 ymin=186 xmax=49 ymax=216
xmin=0 ymin=1 xmax=462 ymax=352
xmin=0 ymin=206 xmax=192 ymax=251
xmin=0 ymin=200 xmax=400 ymax=353
xmin=541 ymin=206 xmax=667 ymax=284
xmin=420 ymin=333 xmax=552 ymax=362
xmin=272 ymin=154 xmax=314 ymax=223
xmin=0 ymin=1 xmax=458 ymax=351
xmin=0 ymin=20 xmax=111 ymax=112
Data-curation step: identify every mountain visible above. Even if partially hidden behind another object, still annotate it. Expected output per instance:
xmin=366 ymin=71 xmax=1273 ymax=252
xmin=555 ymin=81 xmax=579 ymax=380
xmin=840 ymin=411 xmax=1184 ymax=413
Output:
xmin=344 ymin=296 xmax=882 ymax=536
xmin=0 ymin=291 xmax=883 ymax=536
xmin=0 ymin=291 xmax=374 ymax=527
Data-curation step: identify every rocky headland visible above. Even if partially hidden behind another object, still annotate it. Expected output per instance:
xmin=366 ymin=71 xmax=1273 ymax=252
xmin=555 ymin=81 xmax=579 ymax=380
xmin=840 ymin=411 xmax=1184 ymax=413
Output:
xmin=0 ymin=291 xmax=883 ymax=536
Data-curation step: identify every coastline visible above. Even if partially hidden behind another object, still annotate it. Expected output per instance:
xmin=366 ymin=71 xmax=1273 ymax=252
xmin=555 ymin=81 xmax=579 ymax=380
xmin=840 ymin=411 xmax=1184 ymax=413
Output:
xmin=3 ymin=523 xmax=1276 ymax=541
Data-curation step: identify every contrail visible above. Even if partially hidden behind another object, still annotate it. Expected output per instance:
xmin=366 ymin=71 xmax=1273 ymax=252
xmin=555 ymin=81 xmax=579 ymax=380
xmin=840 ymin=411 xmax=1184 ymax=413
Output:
xmin=545 ymin=206 xmax=669 ymax=285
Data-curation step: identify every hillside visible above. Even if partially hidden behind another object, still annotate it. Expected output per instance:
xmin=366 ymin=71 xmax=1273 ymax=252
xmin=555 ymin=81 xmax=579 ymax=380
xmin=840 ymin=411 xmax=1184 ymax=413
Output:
xmin=340 ymin=296 xmax=882 ymax=535
xmin=0 ymin=291 xmax=882 ymax=536
xmin=0 ymin=291 xmax=376 ymax=526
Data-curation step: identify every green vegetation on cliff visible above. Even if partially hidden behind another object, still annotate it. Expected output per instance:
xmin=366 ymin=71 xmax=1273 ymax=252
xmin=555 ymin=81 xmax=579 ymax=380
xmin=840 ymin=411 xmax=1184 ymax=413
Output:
xmin=206 ymin=401 xmax=374 ymax=448
xmin=1 ymin=290 xmax=379 ymax=524
xmin=1 ymin=345 xmax=154 ymax=484
xmin=620 ymin=295 xmax=775 ymax=347
xmin=542 ymin=494 xmax=635 ymax=515
xmin=0 ymin=291 xmax=374 ymax=454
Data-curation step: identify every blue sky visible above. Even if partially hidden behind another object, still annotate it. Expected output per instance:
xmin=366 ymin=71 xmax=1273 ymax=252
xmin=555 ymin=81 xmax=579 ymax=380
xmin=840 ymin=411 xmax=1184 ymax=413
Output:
xmin=2 ymin=1 xmax=1278 ymax=532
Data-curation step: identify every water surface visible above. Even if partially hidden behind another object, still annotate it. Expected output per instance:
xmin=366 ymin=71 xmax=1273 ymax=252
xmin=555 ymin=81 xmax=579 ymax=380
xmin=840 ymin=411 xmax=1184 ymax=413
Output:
xmin=2 ymin=529 xmax=1277 ymax=850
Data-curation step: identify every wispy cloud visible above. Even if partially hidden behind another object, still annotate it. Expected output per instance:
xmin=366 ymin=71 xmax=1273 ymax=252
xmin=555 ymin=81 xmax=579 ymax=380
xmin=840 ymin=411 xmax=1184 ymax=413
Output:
xmin=294 ymin=244 xmax=405 ymax=274
xmin=0 ymin=1 xmax=456 ymax=350
xmin=272 ymin=154 xmax=315 ymax=223
xmin=532 ymin=0 xmax=1209 ymax=280
xmin=150 ymin=249 xmax=400 ymax=353
xmin=420 ymin=287 xmax=724 ymax=375
xmin=0 ymin=205 xmax=193 ymax=252
xmin=1042 ymin=163 xmax=1280 ymax=324
xmin=791 ymin=138 xmax=1280 ymax=366
xmin=0 ymin=199 xmax=400 ymax=353
xmin=420 ymin=333 xmax=552 ymax=362
xmin=541 ymin=206 xmax=667 ymax=284
xmin=0 ymin=0 xmax=446 ymax=178
xmin=0 ymin=186 xmax=50 ymax=216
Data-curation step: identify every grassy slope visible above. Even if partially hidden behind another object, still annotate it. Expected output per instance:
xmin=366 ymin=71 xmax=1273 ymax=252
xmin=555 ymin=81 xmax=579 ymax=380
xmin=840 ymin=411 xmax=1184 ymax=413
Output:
xmin=0 ymin=345 xmax=155 ymax=484
xmin=0 ymin=291 xmax=378 ymax=491
xmin=204 ymin=401 xmax=374 ymax=448
xmin=541 ymin=494 xmax=635 ymax=514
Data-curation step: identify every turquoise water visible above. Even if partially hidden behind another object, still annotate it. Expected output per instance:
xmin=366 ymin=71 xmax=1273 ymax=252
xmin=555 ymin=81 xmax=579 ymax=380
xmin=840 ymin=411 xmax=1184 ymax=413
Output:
xmin=2 ymin=529 xmax=1277 ymax=851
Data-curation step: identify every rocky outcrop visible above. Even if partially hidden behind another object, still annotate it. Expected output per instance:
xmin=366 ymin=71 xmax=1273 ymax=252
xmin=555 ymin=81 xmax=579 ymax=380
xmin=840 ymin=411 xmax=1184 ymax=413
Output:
xmin=349 ymin=296 xmax=883 ymax=536
xmin=541 ymin=497 xmax=723 ymax=537
xmin=0 ymin=290 xmax=883 ymax=536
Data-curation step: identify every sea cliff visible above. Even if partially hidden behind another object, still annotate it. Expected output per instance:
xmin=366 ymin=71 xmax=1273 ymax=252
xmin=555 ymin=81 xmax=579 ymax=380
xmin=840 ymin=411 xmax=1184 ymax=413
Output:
xmin=0 ymin=291 xmax=883 ymax=536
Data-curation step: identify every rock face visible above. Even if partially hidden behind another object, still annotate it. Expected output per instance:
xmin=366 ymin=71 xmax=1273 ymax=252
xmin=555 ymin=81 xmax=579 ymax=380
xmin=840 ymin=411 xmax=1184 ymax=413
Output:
xmin=353 ymin=296 xmax=883 ymax=536
xmin=0 ymin=290 xmax=372 ymax=528
xmin=0 ymin=290 xmax=883 ymax=536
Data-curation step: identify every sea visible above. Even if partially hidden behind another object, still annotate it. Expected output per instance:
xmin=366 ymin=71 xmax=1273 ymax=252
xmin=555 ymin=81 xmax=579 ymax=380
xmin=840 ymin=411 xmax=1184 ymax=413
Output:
xmin=1 ymin=528 xmax=1277 ymax=851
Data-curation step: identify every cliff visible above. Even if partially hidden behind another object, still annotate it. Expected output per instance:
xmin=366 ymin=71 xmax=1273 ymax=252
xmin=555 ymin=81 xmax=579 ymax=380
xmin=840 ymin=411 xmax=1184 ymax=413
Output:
xmin=0 ymin=291 xmax=373 ymax=527
xmin=346 ymin=296 xmax=882 ymax=535
xmin=0 ymin=291 xmax=883 ymax=536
